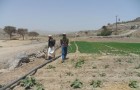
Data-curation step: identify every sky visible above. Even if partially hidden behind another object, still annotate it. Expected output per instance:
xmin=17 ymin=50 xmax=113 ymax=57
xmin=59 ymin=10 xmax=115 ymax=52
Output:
xmin=0 ymin=0 xmax=140 ymax=34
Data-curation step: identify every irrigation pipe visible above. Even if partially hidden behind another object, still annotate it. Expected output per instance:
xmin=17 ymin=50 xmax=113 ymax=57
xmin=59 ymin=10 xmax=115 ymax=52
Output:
xmin=0 ymin=54 xmax=61 ymax=90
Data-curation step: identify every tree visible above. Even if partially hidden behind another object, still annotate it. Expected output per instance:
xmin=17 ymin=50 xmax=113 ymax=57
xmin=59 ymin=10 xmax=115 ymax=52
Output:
xmin=17 ymin=28 xmax=28 ymax=40
xmin=4 ymin=26 xmax=16 ymax=40
xmin=85 ymin=31 xmax=88 ymax=35
xmin=28 ymin=31 xmax=39 ymax=39
xmin=100 ymin=26 xmax=112 ymax=36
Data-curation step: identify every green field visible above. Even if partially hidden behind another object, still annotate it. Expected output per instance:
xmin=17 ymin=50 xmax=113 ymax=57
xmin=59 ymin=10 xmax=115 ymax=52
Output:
xmin=69 ymin=41 xmax=140 ymax=55
xmin=69 ymin=42 xmax=76 ymax=53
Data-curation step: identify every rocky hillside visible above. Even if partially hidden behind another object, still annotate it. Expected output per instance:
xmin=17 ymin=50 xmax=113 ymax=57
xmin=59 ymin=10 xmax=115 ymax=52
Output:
xmin=67 ymin=17 xmax=140 ymax=37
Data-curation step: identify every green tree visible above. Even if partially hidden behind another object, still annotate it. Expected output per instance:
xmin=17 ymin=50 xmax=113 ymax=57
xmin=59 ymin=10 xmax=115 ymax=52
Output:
xmin=100 ymin=26 xmax=112 ymax=36
xmin=28 ymin=31 xmax=39 ymax=39
xmin=18 ymin=28 xmax=28 ymax=40
xmin=4 ymin=26 xmax=16 ymax=40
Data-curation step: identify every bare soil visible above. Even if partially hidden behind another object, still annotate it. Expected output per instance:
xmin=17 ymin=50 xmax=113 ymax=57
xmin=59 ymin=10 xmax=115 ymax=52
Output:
xmin=0 ymin=37 xmax=140 ymax=90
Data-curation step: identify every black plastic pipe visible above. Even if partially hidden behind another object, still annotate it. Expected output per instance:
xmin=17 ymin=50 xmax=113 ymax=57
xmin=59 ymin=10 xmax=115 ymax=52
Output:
xmin=0 ymin=55 xmax=61 ymax=90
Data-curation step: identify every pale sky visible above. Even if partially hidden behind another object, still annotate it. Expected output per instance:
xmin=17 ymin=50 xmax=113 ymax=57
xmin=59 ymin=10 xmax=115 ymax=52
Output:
xmin=0 ymin=0 xmax=140 ymax=34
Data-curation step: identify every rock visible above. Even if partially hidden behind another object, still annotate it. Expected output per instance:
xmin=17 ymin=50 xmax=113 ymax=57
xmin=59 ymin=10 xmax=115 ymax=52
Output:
xmin=20 ymin=57 xmax=30 ymax=63
xmin=28 ymin=53 xmax=36 ymax=57
xmin=8 ymin=52 xmax=30 ymax=69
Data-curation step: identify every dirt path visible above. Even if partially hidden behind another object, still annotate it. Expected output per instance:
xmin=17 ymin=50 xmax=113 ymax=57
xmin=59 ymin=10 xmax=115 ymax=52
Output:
xmin=74 ymin=41 xmax=80 ymax=54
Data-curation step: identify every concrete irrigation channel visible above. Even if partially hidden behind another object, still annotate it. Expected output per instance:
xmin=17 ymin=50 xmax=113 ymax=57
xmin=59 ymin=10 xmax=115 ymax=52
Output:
xmin=0 ymin=54 xmax=61 ymax=90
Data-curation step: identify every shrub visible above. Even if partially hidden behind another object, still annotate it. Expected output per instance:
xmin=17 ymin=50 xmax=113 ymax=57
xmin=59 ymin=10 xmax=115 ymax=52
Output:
xmin=129 ymin=81 xmax=139 ymax=88
xmin=0 ymin=85 xmax=3 ymax=88
xmin=135 ymin=64 xmax=140 ymax=69
xmin=75 ymin=59 xmax=85 ymax=68
xmin=137 ymin=73 xmax=140 ymax=77
xmin=99 ymin=26 xmax=112 ymax=36
xmin=90 ymin=80 xmax=102 ymax=88
xmin=116 ymin=59 xmax=122 ymax=62
xmin=35 ymin=83 xmax=44 ymax=90
xmin=66 ymin=72 xmax=74 ymax=76
xmin=92 ymin=66 xmax=97 ymax=69
xmin=105 ymin=65 xmax=109 ymax=69
xmin=99 ymin=73 xmax=106 ymax=77
xmin=126 ymin=60 xmax=133 ymax=63
xmin=71 ymin=79 xmax=83 ymax=89
xmin=46 ymin=65 xmax=56 ymax=69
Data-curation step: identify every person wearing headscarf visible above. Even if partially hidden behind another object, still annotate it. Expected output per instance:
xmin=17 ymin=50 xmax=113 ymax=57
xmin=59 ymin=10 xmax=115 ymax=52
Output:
xmin=47 ymin=35 xmax=56 ymax=60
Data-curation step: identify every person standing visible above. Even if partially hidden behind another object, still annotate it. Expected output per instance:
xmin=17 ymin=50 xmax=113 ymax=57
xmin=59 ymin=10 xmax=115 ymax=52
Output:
xmin=47 ymin=35 xmax=56 ymax=60
xmin=60 ymin=33 xmax=69 ymax=63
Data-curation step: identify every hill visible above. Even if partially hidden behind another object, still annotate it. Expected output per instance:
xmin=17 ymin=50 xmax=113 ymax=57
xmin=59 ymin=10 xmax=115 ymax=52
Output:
xmin=67 ymin=17 xmax=140 ymax=38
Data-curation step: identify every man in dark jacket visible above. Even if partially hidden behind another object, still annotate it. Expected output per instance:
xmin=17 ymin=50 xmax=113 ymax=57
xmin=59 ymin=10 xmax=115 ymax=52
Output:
xmin=47 ymin=35 xmax=55 ymax=60
xmin=60 ymin=33 xmax=69 ymax=62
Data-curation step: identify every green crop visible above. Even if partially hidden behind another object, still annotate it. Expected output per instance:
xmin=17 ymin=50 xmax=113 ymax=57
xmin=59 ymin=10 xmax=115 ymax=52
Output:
xmin=135 ymin=64 xmax=140 ymax=69
xmin=20 ymin=76 xmax=37 ymax=89
xmin=0 ymin=85 xmax=4 ymax=88
xmin=46 ymin=65 xmax=56 ymax=69
xmin=69 ymin=42 xmax=76 ymax=53
xmin=71 ymin=79 xmax=83 ymax=89
xmin=129 ymin=81 xmax=139 ymax=88
xmin=20 ymin=76 xmax=44 ymax=90
xmin=90 ymin=80 xmax=102 ymax=88
xmin=75 ymin=59 xmax=85 ymax=68
xmin=35 ymin=83 xmax=44 ymax=90
xmin=74 ymin=41 xmax=140 ymax=55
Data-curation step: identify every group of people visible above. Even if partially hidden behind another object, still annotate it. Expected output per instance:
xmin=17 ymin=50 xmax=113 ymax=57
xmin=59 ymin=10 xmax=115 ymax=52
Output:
xmin=47 ymin=33 xmax=69 ymax=63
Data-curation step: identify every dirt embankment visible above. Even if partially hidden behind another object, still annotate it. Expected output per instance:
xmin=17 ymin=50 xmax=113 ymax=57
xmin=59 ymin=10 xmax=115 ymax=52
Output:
xmin=0 ymin=40 xmax=47 ymax=70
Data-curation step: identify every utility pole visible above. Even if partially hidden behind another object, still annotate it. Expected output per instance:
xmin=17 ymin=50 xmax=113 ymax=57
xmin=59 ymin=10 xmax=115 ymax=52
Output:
xmin=115 ymin=15 xmax=118 ymax=35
